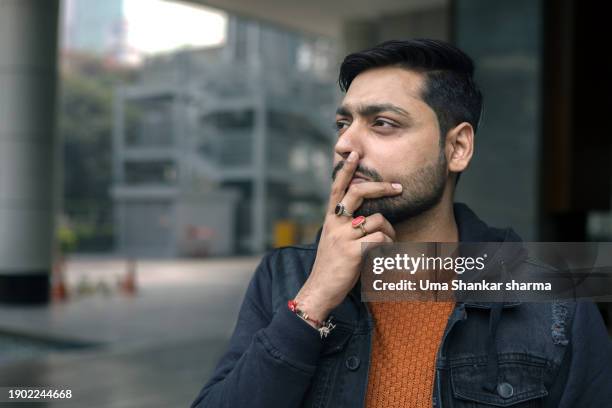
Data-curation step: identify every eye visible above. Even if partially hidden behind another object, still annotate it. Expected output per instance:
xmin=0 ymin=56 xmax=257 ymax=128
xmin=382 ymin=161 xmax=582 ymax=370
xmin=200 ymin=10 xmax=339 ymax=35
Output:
xmin=373 ymin=118 xmax=397 ymax=128
xmin=335 ymin=120 xmax=350 ymax=131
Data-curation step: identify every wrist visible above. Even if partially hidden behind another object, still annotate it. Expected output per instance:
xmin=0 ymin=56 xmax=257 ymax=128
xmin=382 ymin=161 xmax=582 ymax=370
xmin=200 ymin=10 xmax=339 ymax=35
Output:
xmin=293 ymin=291 xmax=334 ymax=323
xmin=287 ymin=298 xmax=336 ymax=339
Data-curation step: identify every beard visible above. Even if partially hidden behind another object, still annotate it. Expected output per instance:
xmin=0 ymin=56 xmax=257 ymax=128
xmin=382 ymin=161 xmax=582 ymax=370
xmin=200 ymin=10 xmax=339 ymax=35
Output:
xmin=331 ymin=152 xmax=447 ymax=224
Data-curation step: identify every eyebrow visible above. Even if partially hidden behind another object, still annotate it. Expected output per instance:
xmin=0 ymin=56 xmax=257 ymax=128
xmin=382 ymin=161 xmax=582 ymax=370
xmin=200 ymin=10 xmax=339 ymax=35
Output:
xmin=335 ymin=103 xmax=413 ymax=120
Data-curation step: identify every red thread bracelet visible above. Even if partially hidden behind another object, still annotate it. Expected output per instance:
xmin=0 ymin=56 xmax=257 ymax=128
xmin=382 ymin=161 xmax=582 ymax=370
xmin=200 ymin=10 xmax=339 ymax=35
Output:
xmin=287 ymin=299 xmax=323 ymax=327
xmin=287 ymin=299 xmax=336 ymax=338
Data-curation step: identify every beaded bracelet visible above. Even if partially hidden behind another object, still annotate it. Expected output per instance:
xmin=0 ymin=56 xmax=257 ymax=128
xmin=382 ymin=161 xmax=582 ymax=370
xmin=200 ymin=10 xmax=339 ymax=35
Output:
xmin=287 ymin=299 xmax=336 ymax=338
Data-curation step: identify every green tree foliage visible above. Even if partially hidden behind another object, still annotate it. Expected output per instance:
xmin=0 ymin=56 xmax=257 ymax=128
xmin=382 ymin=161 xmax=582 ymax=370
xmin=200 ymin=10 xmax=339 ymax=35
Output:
xmin=59 ymin=54 xmax=136 ymax=252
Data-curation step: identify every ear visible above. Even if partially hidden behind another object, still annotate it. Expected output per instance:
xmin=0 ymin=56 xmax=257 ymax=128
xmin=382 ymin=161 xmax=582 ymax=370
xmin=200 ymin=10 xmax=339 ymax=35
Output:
xmin=445 ymin=122 xmax=474 ymax=173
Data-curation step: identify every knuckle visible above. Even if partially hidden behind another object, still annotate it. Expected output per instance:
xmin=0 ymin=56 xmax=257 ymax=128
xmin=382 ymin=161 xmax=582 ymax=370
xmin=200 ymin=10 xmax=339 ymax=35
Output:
xmin=370 ymin=213 xmax=383 ymax=223
xmin=384 ymin=221 xmax=394 ymax=234
xmin=347 ymin=183 xmax=362 ymax=195
xmin=371 ymin=231 xmax=385 ymax=242
xmin=380 ymin=215 xmax=392 ymax=228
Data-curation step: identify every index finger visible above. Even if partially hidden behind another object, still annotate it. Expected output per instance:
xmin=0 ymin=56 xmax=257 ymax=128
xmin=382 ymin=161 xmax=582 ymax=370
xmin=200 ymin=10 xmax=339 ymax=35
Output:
xmin=328 ymin=151 xmax=358 ymax=212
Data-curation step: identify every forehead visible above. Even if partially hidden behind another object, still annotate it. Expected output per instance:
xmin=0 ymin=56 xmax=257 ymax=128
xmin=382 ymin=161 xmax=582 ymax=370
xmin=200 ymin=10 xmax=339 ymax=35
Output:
xmin=341 ymin=66 xmax=428 ymax=112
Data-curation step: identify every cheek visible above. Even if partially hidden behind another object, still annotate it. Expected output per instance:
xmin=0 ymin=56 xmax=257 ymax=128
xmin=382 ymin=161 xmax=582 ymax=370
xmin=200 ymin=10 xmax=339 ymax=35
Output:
xmin=363 ymin=145 xmax=410 ymax=182
xmin=375 ymin=132 xmax=441 ymax=178
xmin=389 ymin=137 xmax=436 ymax=166
xmin=411 ymin=126 xmax=443 ymax=161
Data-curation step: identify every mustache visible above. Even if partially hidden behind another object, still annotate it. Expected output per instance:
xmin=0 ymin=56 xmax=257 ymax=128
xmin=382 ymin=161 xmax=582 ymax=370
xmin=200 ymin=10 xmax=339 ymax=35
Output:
xmin=332 ymin=161 xmax=384 ymax=182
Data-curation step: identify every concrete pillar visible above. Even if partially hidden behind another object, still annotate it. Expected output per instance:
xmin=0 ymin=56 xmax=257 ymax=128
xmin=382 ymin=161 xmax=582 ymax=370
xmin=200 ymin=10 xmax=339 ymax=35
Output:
xmin=454 ymin=0 xmax=542 ymax=240
xmin=0 ymin=0 xmax=60 ymax=303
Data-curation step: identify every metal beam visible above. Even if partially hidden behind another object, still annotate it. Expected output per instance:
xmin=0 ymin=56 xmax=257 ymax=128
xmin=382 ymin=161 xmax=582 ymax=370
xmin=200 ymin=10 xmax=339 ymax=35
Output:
xmin=182 ymin=0 xmax=446 ymax=38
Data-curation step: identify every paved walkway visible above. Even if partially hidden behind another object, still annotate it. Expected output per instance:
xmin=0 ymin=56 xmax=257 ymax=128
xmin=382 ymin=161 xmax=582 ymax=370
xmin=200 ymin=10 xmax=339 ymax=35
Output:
xmin=0 ymin=256 xmax=260 ymax=407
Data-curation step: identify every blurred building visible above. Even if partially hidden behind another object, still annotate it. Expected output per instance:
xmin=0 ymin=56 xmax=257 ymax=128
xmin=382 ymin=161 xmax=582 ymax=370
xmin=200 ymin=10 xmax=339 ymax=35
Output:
xmin=111 ymin=17 xmax=337 ymax=256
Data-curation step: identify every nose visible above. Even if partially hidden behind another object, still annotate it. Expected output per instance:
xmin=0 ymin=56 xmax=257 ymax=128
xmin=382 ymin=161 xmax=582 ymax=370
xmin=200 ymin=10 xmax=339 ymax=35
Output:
xmin=334 ymin=121 xmax=364 ymax=161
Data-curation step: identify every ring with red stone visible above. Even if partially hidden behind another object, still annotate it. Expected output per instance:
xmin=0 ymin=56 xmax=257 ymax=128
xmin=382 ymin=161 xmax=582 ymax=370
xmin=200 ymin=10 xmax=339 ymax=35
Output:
xmin=334 ymin=202 xmax=353 ymax=217
xmin=351 ymin=215 xmax=367 ymax=237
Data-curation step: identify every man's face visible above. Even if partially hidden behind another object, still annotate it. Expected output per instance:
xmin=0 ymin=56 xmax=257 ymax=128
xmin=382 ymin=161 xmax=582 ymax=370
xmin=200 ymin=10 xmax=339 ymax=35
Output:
xmin=332 ymin=66 xmax=448 ymax=224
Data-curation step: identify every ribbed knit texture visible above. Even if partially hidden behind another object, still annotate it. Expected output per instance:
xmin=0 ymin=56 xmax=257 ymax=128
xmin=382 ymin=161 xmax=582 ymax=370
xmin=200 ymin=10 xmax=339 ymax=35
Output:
xmin=365 ymin=301 xmax=455 ymax=408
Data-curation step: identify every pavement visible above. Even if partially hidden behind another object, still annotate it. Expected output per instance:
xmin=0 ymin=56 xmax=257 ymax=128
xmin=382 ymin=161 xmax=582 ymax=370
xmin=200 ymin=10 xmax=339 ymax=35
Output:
xmin=0 ymin=255 xmax=261 ymax=408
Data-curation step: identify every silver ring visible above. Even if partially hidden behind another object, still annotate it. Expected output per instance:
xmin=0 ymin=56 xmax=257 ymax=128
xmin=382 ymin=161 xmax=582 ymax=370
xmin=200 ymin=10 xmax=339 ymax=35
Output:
xmin=334 ymin=202 xmax=353 ymax=217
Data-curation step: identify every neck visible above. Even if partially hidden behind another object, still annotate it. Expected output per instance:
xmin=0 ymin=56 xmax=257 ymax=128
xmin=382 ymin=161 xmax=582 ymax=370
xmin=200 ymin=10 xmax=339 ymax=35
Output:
xmin=394 ymin=197 xmax=458 ymax=243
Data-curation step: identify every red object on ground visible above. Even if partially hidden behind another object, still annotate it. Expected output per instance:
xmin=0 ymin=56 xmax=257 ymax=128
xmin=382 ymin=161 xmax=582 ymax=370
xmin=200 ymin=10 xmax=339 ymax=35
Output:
xmin=121 ymin=259 xmax=138 ymax=296
xmin=51 ymin=255 xmax=68 ymax=302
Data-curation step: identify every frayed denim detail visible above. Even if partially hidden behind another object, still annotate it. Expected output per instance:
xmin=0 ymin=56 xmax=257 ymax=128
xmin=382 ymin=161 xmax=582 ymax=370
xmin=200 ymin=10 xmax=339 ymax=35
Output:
xmin=552 ymin=301 xmax=570 ymax=346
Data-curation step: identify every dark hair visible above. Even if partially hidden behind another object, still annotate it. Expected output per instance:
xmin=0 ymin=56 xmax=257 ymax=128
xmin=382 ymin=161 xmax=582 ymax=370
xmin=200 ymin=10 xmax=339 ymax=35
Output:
xmin=338 ymin=39 xmax=483 ymax=139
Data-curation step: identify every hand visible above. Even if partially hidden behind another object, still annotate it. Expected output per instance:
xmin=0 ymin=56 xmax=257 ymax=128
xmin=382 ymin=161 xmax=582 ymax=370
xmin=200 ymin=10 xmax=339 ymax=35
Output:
xmin=294 ymin=151 xmax=401 ymax=324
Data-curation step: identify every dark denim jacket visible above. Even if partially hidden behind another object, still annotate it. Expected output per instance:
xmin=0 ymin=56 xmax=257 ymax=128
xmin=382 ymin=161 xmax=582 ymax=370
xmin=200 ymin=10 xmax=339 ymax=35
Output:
xmin=191 ymin=204 xmax=612 ymax=407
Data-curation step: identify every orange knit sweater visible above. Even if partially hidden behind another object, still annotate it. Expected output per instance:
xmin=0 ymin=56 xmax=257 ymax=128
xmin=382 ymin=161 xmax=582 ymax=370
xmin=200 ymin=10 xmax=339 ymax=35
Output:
xmin=365 ymin=301 xmax=455 ymax=408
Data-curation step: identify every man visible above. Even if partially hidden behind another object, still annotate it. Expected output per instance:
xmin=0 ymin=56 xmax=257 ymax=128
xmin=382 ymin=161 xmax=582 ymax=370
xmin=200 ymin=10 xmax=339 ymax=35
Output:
xmin=191 ymin=39 xmax=611 ymax=407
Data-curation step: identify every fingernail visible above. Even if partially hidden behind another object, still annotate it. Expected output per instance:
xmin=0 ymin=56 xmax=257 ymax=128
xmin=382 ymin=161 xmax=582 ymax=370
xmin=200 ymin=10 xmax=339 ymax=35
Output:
xmin=347 ymin=152 xmax=357 ymax=162
xmin=392 ymin=183 xmax=402 ymax=190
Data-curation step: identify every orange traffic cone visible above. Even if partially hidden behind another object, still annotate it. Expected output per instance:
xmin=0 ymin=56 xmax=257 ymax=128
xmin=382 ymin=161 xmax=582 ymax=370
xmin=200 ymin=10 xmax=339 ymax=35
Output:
xmin=51 ymin=255 xmax=69 ymax=302
xmin=121 ymin=258 xmax=138 ymax=296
